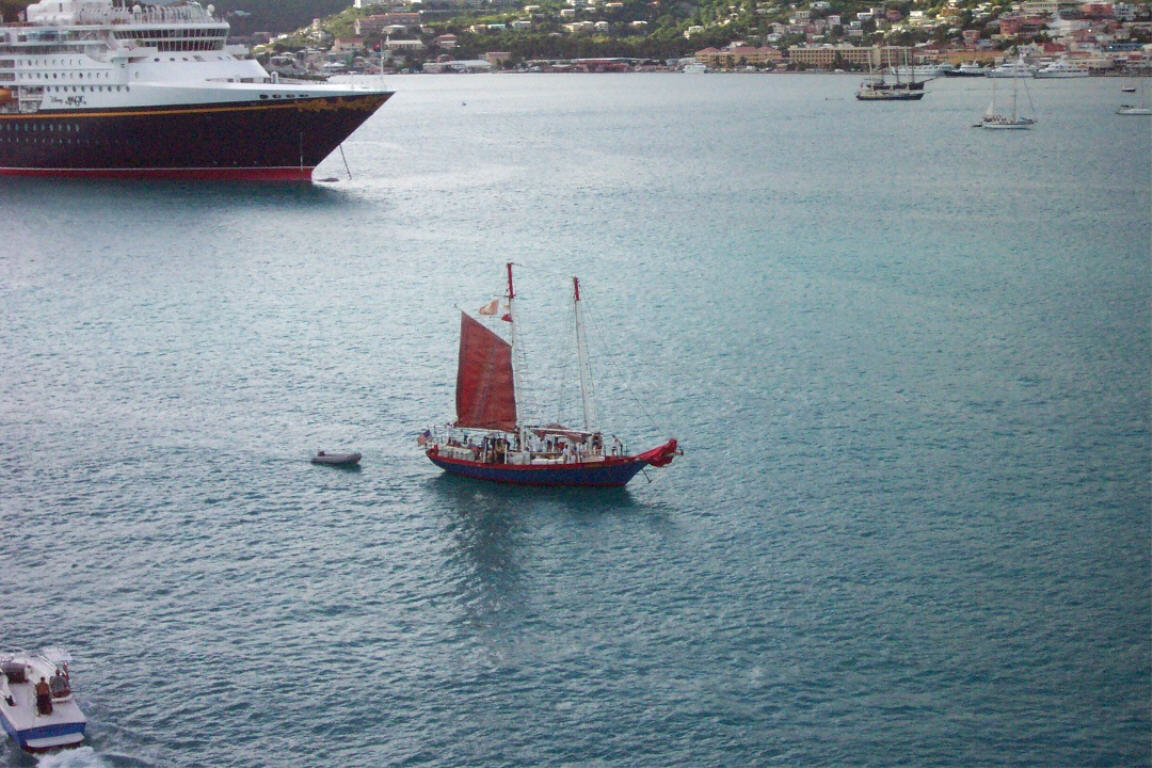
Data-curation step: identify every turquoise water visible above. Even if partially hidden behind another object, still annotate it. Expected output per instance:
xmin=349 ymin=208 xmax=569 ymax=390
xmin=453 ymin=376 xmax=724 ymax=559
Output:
xmin=1 ymin=74 xmax=1149 ymax=767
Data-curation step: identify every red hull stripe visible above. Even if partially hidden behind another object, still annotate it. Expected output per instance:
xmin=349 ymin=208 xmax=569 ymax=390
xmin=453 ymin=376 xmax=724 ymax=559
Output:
xmin=6 ymin=93 xmax=393 ymax=121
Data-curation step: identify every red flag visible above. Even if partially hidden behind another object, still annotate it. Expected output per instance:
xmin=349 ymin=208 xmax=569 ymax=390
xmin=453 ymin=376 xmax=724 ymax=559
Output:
xmin=501 ymin=313 xmax=512 ymax=322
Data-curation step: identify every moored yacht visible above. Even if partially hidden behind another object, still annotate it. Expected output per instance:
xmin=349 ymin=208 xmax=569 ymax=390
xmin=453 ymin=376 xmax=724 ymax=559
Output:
xmin=0 ymin=0 xmax=393 ymax=180
xmin=945 ymin=61 xmax=988 ymax=77
xmin=986 ymin=58 xmax=1036 ymax=78
xmin=1034 ymin=58 xmax=1090 ymax=78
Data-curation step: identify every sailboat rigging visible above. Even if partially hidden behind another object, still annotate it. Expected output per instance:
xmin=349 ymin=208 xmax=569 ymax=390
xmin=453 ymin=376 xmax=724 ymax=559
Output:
xmin=421 ymin=263 xmax=679 ymax=487
xmin=976 ymin=53 xmax=1037 ymax=129
xmin=856 ymin=47 xmax=927 ymax=101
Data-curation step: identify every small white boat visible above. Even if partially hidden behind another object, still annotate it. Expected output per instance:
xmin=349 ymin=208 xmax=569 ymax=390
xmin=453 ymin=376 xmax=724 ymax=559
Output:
xmin=0 ymin=648 xmax=87 ymax=753
xmin=311 ymin=451 xmax=362 ymax=466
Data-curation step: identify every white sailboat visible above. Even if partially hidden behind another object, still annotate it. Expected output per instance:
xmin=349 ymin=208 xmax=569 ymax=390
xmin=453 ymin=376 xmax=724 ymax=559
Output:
xmin=977 ymin=55 xmax=1036 ymax=129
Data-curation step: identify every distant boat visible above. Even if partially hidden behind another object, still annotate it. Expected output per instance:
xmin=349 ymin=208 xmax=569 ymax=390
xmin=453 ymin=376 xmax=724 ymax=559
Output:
xmin=421 ymin=264 xmax=679 ymax=487
xmin=945 ymin=61 xmax=987 ymax=77
xmin=682 ymin=62 xmax=708 ymax=73
xmin=1034 ymin=58 xmax=1090 ymax=78
xmin=857 ymin=50 xmax=926 ymax=101
xmin=1117 ymin=80 xmax=1151 ymax=115
xmin=977 ymin=55 xmax=1037 ymax=129
xmin=986 ymin=58 xmax=1036 ymax=78
xmin=0 ymin=648 xmax=86 ymax=754
xmin=311 ymin=451 xmax=361 ymax=466
xmin=856 ymin=78 xmax=925 ymax=100
xmin=885 ymin=63 xmax=946 ymax=80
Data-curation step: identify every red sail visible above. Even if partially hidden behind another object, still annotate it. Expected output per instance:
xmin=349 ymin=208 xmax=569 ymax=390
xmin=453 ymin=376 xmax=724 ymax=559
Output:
xmin=455 ymin=312 xmax=517 ymax=432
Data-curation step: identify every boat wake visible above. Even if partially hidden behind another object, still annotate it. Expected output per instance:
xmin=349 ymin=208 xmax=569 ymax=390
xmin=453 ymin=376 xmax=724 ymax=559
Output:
xmin=35 ymin=746 xmax=106 ymax=768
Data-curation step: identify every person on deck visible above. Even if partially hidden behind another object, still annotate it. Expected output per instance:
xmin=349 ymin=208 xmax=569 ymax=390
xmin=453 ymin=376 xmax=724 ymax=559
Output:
xmin=34 ymin=677 xmax=52 ymax=715
xmin=49 ymin=669 xmax=70 ymax=698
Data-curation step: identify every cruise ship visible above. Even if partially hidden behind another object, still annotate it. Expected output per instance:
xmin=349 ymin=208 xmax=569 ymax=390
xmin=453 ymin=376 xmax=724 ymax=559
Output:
xmin=0 ymin=0 xmax=393 ymax=180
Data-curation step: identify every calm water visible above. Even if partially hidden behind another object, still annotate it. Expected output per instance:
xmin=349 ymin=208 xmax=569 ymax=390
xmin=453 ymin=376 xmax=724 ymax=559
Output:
xmin=1 ymin=74 xmax=1149 ymax=768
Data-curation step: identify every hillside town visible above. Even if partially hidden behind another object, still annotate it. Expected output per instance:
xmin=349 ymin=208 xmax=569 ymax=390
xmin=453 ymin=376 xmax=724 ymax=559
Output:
xmin=253 ymin=0 xmax=1152 ymax=74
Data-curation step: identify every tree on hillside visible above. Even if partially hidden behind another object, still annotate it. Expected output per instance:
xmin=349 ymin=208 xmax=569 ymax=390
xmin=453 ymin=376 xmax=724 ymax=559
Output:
xmin=1 ymin=1 xmax=28 ymax=22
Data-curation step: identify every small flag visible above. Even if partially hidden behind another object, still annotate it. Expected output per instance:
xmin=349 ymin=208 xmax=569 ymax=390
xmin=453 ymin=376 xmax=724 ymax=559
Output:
xmin=501 ymin=313 xmax=512 ymax=323
xmin=477 ymin=299 xmax=499 ymax=315
xmin=417 ymin=429 xmax=431 ymax=446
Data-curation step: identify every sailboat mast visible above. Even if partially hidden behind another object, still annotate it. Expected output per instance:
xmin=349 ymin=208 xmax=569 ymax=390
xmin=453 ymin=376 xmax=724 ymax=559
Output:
xmin=1011 ymin=57 xmax=1019 ymax=121
xmin=505 ymin=262 xmax=523 ymax=437
xmin=572 ymin=276 xmax=596 ymax=432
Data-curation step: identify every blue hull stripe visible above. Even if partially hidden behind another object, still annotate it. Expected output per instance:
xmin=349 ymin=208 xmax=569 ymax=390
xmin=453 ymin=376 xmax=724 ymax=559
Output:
xmin=1 ymin=715 xmax=86 ymax=751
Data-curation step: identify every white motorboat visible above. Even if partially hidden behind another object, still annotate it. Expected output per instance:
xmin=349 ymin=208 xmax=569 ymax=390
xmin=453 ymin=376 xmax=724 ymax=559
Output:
xmin=0 ymin=648 xmax=87 ymax=753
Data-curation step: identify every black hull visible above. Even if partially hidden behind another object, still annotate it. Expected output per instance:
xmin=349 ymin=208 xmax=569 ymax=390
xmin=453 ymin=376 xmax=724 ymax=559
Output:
xmin=0 ymin=93 xmax=392 ymax=180
xmin=857 ymin=92 xmax=926 ymax=100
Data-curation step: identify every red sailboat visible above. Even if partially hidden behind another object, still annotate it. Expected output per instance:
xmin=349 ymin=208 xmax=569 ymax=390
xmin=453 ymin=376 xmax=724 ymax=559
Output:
xmin=421 ymin=264 xmax=679 ymax=487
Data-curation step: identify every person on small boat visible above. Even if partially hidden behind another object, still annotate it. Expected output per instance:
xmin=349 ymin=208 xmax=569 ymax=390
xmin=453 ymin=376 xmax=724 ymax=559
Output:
xmin=34 ymin=677 xmax=52 ymax=715
xmin=49 ymin=668 xmax=70 ymax=698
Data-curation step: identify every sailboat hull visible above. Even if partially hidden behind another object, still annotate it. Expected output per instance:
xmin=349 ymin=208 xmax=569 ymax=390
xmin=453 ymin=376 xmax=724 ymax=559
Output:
xmin=979 ymin=114 xmax=1035 ymax=129
xmin=427 ymin=451 xmax=650 ymax=487
xmin=426 ymin=438 xmax=678 ymax=487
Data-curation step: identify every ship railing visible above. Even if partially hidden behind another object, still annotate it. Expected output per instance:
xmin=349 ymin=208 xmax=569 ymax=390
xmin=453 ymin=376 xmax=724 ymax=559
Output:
xmin=73 ymin=4 xmax=216 ymax=26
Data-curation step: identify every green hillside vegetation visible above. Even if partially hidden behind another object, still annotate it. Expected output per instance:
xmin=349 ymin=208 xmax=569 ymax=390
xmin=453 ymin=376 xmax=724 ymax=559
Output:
xmin=270 ymin=0 xmax=994 ymax=62
xmin=0 ymin=0 xmax=26 ymax=21
xmin=205 ymin=0 xmax=351 ymax=34
xmin=4 ymin=0 xmax=1149 ymax=63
